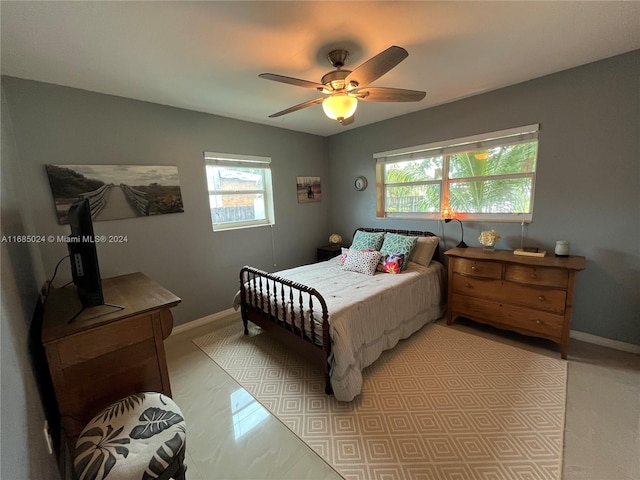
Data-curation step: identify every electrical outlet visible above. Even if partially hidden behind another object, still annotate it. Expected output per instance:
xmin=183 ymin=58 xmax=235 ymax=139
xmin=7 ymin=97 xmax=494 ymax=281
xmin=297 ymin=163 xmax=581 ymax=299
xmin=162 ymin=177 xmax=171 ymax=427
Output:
xmin=43 ymin=420 xmax=54 ymax=455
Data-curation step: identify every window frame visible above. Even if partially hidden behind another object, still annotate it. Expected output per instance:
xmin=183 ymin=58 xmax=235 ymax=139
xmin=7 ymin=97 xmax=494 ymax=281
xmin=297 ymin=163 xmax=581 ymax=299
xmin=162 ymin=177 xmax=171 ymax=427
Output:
xmin=204 ymin=152 xmax=275 ymax=232
xmin=375 ymin=124 xmax=539 ymax=222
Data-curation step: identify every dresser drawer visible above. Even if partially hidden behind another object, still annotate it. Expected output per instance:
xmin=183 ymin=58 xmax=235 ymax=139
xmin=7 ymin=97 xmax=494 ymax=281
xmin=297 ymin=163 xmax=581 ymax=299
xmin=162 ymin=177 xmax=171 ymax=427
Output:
xmin=452 ymin=258 xmax=502 ymax=279
xmin=56 ymin=313 xmax=156 ymax=368
xmin=451 ymin=275 xmax=566 ymax=313
xmin=505 ymin=264 xmax=568 ymax=288
xmin=446 ymin=247 xmax=586 ymax=359
xmin=451 ymin=294 xmax=564 ymax=340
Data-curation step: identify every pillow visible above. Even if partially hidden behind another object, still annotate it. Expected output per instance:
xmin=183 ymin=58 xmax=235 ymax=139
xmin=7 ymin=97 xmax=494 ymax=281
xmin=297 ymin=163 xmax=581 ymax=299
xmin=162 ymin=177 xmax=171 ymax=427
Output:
xmin=350 ymin=230 xmax=385 ymax=251
xmin=379 ymin=253 xmax=405 ymax=274
xmin=380 ymin=233 xmax=418 ymax=270
xmin=409 ymin=236 xmax=440 ymax=266
xmin=343 ymin=249 xmax=382 ymax=275
xmin=342 ymin=247 xmax=375 ymax=264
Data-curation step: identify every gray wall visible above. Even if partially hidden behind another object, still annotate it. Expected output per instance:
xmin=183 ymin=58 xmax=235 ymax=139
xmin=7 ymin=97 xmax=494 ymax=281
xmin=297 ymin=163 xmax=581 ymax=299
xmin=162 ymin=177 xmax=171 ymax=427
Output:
xmin=327 ymin=50 xmax=640 ymax=346
xmin=2 ymin=77 xmax=332 ymax=326
xmin=1 ymin=84 xmax=61 ymax=480
xmin=1 ymin=49 xmax=638 ymax=480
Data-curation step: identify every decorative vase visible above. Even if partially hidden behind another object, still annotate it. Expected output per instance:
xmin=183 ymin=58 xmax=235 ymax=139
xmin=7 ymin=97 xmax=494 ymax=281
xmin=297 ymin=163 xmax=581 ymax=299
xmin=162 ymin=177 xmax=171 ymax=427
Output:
xmin=478 ymin=230 xmax=501 ymax=252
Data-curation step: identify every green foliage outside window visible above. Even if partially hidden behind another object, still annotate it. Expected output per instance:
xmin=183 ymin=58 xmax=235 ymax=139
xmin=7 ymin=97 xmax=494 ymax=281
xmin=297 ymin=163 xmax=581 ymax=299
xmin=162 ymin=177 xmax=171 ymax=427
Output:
xmin=384 ymin=157 xmax=442 ymax=213
xmin=381 ymin=140 xmax=537 ymax=219
xmin=448 ymin=142 xmax=537 ymax=214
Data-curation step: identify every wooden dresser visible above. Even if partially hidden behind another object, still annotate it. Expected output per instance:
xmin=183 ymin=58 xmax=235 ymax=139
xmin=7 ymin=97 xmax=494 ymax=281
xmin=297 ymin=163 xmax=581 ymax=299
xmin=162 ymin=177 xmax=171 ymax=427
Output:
xmin=42 ymin=272 xmax=181 ymax=440
xmin=445 ymin=248 xmax=585 ymax=358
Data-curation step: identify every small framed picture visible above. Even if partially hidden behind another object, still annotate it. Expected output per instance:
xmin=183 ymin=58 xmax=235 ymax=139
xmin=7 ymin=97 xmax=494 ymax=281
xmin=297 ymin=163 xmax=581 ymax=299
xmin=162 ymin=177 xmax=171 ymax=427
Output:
xmin=297 ymin=176 xmax=321 ymax=203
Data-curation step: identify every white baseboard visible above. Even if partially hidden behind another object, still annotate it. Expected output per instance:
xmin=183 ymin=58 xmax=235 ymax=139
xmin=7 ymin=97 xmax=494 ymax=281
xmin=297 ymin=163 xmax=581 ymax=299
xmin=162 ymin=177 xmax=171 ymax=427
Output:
xmin=570 ymin=330 xmax=640 ymax=355
xmin=171 ymin=308 xmax=236 ymax=336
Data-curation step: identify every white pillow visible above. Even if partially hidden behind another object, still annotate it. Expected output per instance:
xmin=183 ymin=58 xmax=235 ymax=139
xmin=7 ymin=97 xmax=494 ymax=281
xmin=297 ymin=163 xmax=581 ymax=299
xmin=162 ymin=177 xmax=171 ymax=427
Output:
xmin=410 ymin=236 xmax=440 ymax=266
xmin=343 ymin=250 xmax=382 ymax=275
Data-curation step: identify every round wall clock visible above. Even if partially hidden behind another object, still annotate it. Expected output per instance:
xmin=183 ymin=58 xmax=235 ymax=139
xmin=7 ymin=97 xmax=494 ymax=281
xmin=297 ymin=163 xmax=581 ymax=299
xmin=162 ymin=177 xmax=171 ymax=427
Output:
xmin=354 ymin=176 xmax=368 ymax=191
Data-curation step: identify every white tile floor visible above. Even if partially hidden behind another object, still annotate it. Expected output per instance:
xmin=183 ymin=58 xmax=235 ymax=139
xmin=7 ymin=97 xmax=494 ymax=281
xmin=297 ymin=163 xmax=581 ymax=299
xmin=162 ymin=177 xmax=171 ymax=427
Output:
xmin=164 ymin=313 xmax=640 ymax=480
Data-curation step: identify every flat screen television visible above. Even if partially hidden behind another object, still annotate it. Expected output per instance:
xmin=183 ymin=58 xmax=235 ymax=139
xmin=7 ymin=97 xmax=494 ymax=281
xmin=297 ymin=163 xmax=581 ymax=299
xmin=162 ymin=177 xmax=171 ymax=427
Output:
xmin=67 ymin=199 xmax=104 ymax=308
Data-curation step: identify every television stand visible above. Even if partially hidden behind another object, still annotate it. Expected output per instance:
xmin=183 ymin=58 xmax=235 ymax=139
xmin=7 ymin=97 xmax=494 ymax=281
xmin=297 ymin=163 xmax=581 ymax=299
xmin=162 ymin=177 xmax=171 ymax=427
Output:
xmin=67 ymin=301 xmax=125 ymax=324
xmin=41 ymin=272 xmax=181 ymax=442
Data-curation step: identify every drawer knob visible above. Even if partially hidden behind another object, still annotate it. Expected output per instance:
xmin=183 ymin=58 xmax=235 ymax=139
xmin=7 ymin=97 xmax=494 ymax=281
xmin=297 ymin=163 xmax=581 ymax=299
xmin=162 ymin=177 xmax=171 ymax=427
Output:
xmin=471 ymin=266 xmax=478 ymax=271
xmin=537 ymin=296 xmax=545 ymax=301
xmin=536 ymin=320 xmax=542 ymax=324
xmin=465 ymin=283 xmax=472 ymax=288
xmin=530 ymin=273 xmax=537 ymax=278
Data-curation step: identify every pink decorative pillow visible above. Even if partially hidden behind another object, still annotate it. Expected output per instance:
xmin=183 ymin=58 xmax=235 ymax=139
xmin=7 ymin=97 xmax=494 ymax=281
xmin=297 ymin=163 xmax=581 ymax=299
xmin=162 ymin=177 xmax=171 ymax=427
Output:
xmin=379 ymin=253 xmax=405 ymax=274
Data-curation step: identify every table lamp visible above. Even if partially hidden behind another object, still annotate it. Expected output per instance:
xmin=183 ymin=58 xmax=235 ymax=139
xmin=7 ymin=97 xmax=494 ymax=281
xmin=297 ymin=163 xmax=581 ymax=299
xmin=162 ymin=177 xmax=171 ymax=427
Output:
xmin=445 ymin=218 xmax=468 ymax=248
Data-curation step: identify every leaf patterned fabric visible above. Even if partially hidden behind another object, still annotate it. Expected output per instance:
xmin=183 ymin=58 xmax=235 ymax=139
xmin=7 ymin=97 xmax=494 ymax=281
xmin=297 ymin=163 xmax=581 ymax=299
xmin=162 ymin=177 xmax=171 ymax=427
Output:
xmin=98 ymin=394 xmax=145 ymax=424
xmin=131 ymin=407 xmax=185 ymax=439
xmin=380 ymin=233 xmax=418 ymax=270
xmin=350 ymin=230 xmax=385 ymax=251
xmin=142 ymin=432 xmax=186 ymax=480
xmin=73 ymin=392 xmax=186 ymax=480
xmin=74 ymin=425 xmax=130 ymax=480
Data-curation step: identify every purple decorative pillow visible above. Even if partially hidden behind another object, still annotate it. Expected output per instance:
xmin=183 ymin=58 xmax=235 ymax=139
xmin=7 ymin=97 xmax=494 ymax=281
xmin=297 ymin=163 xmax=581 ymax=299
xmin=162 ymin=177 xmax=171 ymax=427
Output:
xmin=379 ymin=253 xmax=405 ymax=274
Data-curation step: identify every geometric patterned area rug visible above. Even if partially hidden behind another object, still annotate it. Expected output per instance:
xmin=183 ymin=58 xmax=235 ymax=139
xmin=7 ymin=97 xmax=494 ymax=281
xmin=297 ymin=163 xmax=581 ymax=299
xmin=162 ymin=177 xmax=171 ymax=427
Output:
xmin=193 ymin=320 xmax=567 ymax=480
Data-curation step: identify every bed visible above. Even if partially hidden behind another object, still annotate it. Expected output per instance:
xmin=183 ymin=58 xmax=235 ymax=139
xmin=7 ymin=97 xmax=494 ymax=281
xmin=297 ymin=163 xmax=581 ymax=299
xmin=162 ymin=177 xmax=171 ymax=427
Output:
xmin=239 ymin=228 xmax=447 ymax=401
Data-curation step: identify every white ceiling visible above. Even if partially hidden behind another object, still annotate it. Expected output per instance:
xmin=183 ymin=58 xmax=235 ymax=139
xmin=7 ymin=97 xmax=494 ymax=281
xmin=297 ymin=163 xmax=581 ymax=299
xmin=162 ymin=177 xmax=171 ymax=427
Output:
xmin=2 ymin=1 xmax=639 ymax=137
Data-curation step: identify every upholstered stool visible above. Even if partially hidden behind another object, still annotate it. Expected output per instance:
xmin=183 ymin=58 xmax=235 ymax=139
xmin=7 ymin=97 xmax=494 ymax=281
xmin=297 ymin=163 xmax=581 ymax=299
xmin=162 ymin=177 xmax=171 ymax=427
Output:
xmin=73 ymin=392 xmax=186 ymax=480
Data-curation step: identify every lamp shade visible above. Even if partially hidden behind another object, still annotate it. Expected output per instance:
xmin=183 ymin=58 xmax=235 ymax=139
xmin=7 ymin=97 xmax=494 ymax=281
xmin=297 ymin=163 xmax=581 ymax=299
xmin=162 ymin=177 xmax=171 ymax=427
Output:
xmin=322 ymin=95 xmax=357 ymax=121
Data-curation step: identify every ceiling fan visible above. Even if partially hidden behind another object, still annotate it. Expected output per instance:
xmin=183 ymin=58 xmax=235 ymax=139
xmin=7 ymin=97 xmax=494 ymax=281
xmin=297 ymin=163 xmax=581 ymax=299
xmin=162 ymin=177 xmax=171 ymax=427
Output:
xmin=259 ymin=45 xmax=426 ymax=126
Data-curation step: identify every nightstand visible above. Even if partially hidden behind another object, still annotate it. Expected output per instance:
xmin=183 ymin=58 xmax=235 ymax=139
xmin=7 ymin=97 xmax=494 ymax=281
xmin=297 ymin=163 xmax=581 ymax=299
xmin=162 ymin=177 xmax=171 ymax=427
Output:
xmin=317 ymin=245 xmax=341 ymax=262
xmin=445 ymin=247 xmax=586 ymax=358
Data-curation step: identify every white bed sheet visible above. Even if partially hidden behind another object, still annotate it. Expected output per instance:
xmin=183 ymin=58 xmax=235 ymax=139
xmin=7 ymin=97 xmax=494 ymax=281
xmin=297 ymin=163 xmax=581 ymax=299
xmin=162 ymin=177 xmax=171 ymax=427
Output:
xmin=267 ymin=256 xmax=446 ymax=401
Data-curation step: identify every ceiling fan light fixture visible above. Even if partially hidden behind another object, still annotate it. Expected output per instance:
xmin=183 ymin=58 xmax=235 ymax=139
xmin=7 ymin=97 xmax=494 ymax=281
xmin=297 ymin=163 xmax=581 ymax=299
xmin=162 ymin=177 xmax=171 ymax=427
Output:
xmin=322 ymin=95 xmax=357 ymax=121
xmin=260 ymin=45 xmax=425 ymax=124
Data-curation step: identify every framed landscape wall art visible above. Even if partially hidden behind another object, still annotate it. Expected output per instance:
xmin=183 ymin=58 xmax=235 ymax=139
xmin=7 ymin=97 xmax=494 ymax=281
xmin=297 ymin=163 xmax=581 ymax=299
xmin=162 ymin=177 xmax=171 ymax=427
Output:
xmin=296 ymin=176 xmax=322 ymax=203
xmin=45 ymin=164 xmax=184 ymax=224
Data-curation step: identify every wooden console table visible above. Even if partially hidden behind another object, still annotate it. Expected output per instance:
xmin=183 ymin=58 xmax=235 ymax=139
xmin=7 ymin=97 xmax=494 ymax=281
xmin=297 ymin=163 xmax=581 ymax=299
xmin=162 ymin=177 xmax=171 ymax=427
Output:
xmin=445 ymin=248 xmax=585 ymax=358
xmin=42 ymin=272 xmax=181 ymax=440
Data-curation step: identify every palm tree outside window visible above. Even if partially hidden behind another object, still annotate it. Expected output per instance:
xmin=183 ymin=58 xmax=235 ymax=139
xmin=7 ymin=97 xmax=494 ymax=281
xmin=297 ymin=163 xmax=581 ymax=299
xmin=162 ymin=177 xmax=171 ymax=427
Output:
xmin=375 ymin=124 xmax=539 ymax=222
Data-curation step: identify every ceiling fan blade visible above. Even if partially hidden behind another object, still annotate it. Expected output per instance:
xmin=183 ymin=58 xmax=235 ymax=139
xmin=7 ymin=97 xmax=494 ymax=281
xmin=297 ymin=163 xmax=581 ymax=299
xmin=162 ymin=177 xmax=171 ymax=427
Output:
xmin=354 ymin=87 xmax=426 ymax=102
xmin=339 ymin=114 xmax=356 ymax=126
xmin=268 ymin=97 xmax=324 ymax=118
xmin=259 ymin=73 xmax=325 ymax=91
xmin=345 ymin=46 xmax=408 ymax=87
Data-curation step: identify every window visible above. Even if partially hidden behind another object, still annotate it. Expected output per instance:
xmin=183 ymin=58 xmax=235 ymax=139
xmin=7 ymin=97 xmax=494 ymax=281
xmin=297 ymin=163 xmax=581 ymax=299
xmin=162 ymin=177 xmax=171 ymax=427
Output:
xmin=375 ymin=124 xmax=539 ymax=222
xmin=230 ymin=388 xmax=269 ymax=440
xmin=204 ymin=152 xmax=275 ymax=231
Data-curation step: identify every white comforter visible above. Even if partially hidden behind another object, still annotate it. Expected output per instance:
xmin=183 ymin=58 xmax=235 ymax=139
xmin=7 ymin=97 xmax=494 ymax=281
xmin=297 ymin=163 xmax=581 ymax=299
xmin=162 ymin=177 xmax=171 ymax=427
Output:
xmin=269 ymin=256 xmax=446 ymax=401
